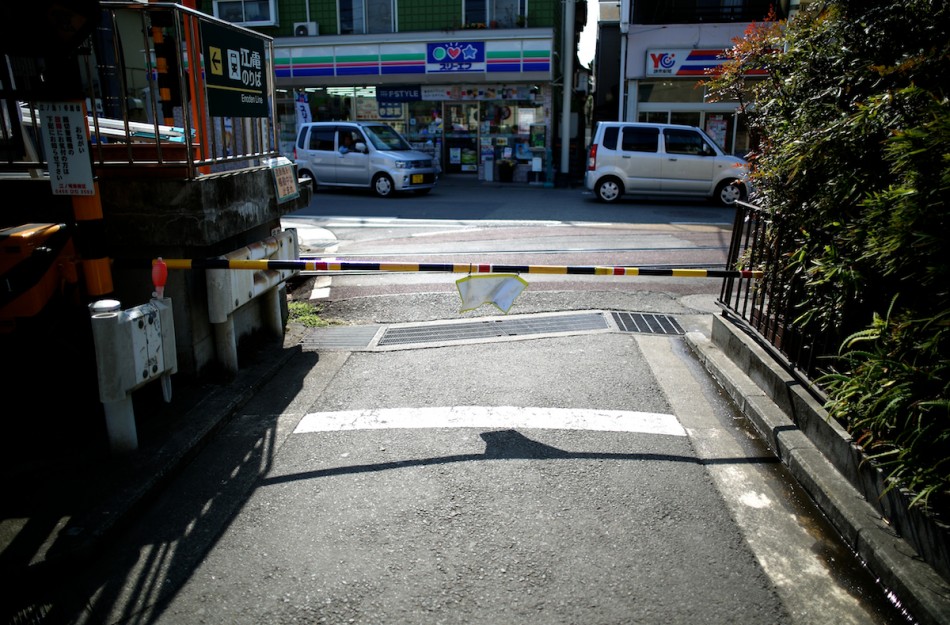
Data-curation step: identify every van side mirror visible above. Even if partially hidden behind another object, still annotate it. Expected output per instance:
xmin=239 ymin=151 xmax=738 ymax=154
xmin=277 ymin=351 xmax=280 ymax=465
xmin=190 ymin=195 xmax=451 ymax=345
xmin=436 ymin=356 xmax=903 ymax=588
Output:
xmin=355 ymin=142 xmax=367 ymax=153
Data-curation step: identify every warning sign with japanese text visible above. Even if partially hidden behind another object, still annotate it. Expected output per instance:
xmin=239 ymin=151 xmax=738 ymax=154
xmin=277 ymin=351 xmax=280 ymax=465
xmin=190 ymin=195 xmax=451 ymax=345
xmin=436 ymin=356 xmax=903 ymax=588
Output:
xmin=38 ymin=102 xmax=95 ymax=196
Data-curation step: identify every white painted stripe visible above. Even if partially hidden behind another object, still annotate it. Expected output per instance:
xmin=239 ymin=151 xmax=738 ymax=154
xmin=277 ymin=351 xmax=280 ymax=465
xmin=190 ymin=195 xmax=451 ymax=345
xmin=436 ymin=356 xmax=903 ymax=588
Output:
xmin=294 ymin=406 xmax=685 ymax=437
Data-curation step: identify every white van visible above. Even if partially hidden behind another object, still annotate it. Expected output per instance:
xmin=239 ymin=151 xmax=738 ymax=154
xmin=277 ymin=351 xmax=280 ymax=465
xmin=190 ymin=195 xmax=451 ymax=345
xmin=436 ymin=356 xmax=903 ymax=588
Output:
xmin=585 ymin=122 xmax=749 ymax=206
xmin=294 ymin=121 xmax=438 ymax=197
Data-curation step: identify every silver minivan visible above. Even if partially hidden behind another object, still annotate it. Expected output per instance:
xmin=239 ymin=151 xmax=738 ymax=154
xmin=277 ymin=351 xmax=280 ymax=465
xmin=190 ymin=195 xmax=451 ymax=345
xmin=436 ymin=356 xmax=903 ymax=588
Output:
xmin=585 ymin=122 xmax=749 ymax=206
xmin=294 ymin=121 xmax=438 ymax=197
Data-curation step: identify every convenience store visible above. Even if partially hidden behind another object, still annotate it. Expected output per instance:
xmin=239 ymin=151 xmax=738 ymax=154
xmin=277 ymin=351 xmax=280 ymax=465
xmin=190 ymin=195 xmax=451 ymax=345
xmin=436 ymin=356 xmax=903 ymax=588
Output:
xmin=273 ymin=29 xmax=555 ymax=181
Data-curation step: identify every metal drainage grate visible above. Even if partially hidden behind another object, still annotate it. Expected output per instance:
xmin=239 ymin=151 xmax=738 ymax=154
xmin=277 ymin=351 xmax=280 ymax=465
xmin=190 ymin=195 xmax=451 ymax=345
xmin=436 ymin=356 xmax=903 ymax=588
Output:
xmin=377 ymin=312 xmax=609 ymax=347
xmin=302 ymin=325 xmax=381 ymax=350
xmin=611 ymin=311 xmax=684 ymax=335
xmin=302 ymin=311 xmax=685 ymax=350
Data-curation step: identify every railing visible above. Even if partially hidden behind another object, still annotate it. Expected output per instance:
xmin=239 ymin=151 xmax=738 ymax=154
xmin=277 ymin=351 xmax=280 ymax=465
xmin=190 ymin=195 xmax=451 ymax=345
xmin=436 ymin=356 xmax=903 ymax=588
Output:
xmin=718 ymin=200 xmax=837 ymax=401
xmin=1 ymin=2 xmax=278 ymax=180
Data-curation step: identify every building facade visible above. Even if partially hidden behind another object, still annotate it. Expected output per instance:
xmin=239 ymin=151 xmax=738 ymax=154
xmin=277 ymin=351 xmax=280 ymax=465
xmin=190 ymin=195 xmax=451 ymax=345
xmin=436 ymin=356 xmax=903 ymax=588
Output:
xmin=199 ymin=0 xmax=589 ymax=183
xmin=593 ymin=0 xmax=794 ymax=157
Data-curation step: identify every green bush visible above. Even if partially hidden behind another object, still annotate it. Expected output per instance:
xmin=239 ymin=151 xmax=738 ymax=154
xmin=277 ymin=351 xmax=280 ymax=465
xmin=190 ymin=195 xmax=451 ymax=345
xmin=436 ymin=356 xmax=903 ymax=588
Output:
xmin=705 ymin=0 xmax=950 ymax=514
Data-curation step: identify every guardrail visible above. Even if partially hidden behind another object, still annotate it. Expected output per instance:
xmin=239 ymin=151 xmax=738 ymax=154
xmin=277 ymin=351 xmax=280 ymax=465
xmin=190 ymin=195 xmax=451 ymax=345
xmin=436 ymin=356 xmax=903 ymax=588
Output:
xmin=205 ymin=230 xmax=299 ymax=373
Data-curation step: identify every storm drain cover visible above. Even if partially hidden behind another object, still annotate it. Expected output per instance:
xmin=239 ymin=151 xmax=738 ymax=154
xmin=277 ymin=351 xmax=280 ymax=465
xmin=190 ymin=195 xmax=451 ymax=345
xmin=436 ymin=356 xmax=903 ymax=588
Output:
xmin=301 ymin=311 xmax=684 ymax=351
xmin=301 ymin=325 xmax=381 ymax=350
xmin=378 ymin=312 xmax=608 ymax=347
xmin=612 ymin=311 xmax=684 ymax=335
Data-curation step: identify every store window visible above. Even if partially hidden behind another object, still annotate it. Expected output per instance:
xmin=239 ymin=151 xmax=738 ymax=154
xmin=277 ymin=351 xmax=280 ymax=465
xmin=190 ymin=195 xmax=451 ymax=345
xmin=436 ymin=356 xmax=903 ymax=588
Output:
xmin=483 ymin=100 xmax=545 ymax=180
xmin=406 ymin=102 xmax=443 ymax=168
xmin=214 ymin=0 xmax=276 ymax=26
xmin=670 ymin=111 xmax=701 ymax=127
xmin=639 ymin=111 xmax=669 ymax=124
xmin=638 ymin=81 xmax=706 ymax=104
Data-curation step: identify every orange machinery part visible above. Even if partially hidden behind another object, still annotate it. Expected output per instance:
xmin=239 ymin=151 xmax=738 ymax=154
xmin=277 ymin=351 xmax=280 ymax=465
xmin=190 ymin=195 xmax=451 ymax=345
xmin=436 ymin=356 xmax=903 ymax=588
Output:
xmin=0 ymin=223 xmax=81 ymax=329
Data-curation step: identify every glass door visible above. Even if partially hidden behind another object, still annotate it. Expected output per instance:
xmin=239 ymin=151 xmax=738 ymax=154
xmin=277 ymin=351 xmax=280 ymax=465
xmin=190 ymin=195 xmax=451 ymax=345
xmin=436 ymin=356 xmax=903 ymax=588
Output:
xmin=443 ymin=102 xmax=479 ymax=174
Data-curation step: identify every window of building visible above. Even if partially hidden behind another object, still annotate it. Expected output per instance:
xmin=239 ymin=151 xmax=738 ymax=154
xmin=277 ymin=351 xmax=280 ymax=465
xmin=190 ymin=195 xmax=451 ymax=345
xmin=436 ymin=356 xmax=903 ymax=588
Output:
xmin=493 ymin=0 xmax=526 ymax=27
xmin=639 ymin=111 xmax=669 ymax=124
xmin=670 ymin=111 xmax=702 ymax=127
xmin=465 ymin=0 xmax=526 ymax=28
xmin=638 ymin=81 xmax=706 ymax=104
xmin=340 ymin=0 xmax=394 ymax=34
xmin=465 ymin=0 xmax=487 ymax=27
xmin=339 ymin=0 xmax=364 ymax=34
xmin=213 ymin=0 xmax=276 ymax=26
xmin=632 ymin=0 xmax=779 ymax=24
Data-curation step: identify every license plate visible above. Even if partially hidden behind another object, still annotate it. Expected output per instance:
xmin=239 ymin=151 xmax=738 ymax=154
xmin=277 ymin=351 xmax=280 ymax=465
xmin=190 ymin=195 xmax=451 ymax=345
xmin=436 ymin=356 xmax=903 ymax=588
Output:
xmin=411 ymin=174 xmax=423 ymax=184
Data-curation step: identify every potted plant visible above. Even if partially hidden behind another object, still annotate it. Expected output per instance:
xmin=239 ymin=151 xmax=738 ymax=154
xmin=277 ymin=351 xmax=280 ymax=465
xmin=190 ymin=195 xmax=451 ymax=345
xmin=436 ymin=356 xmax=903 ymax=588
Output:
xmin=497 ymin=158 xmax=516 ymax=182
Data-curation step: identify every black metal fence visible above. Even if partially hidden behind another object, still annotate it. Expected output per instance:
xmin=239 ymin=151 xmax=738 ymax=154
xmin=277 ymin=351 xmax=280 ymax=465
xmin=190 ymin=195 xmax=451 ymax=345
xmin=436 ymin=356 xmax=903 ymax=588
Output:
xmin=718 ymin=200 xmax=840 ymax=401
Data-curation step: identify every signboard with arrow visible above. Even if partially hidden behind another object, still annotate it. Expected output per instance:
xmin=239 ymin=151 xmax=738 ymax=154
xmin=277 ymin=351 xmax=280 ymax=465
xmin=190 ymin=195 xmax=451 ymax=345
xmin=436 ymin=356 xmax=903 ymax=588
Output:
xmin=200 ymin=21 xmax=268 ymax=117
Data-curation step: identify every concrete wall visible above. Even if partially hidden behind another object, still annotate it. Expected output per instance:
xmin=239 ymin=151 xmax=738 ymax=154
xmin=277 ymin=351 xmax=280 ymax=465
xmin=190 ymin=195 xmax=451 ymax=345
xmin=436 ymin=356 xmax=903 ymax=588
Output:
xmin=98 ymin=167 xmax=311 ymax=377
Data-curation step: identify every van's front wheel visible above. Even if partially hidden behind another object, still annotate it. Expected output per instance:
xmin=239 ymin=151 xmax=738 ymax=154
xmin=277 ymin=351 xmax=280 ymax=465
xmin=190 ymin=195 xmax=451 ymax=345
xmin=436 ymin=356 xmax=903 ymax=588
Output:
xmin=373 ymin=173 xmax=395 ymax=198
xmin=594 ymin=177 xmax=623 ymax=203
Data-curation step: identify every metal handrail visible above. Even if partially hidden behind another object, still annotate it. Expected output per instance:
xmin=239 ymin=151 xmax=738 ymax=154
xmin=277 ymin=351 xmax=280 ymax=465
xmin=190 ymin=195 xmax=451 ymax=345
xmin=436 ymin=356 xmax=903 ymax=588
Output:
xmin=1 ymin=2 xmax=279 ymax=180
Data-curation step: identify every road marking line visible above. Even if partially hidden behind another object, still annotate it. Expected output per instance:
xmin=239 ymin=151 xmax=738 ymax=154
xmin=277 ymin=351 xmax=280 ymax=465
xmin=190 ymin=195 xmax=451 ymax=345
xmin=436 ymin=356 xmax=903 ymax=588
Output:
xmin=294 ymin=406 xmax=685 ymax=436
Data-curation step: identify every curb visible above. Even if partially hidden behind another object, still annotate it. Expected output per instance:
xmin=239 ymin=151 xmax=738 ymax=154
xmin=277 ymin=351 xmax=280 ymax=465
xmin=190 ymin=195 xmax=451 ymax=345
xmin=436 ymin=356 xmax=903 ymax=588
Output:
xmin=684 ymin=316 xmax=950 ymax=625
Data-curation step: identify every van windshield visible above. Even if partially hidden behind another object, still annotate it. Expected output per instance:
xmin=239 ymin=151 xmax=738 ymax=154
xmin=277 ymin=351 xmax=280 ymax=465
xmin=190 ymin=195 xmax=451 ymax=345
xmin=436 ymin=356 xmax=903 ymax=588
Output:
xmin=363 ymin=124 xmax=412 ymax=151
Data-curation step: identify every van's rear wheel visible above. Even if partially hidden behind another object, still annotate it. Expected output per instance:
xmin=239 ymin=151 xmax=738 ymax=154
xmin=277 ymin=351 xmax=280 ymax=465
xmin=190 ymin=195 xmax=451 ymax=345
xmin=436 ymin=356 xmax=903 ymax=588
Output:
xmin=715 ymin=179 xmax=746 ymax=206
xmin=594 ymin=177 xmax=623 ymax=203
xmin=373 ymin=173 xmax=395 ymax=198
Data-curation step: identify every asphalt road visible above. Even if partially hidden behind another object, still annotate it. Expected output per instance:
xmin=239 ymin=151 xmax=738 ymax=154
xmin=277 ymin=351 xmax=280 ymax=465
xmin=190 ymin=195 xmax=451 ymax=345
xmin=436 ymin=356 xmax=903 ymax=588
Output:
xmin=24 ymin=178 xmax=915 ymax=625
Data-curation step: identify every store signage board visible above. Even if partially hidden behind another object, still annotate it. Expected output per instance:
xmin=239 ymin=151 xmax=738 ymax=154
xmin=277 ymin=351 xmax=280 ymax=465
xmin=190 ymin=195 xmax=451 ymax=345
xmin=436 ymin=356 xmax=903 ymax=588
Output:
xmin=277 ymin=38 xmax=552 ymax=81
xmin=646 ymin=49 xmax=724 ymax=76
xmin=646 ymin=48 xmax=767 ymax=77
xmin=202 ymin=21 xmax=269 ymax=117
xmin=38 ymin=102 xmax=95 ymax=196
xmin=426 ymin=42 xmax=486 ymax=73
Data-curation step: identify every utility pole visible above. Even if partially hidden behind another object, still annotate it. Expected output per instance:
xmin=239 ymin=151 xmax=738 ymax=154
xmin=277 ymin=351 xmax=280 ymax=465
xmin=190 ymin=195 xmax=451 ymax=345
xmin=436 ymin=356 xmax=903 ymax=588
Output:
xmin=560 ymin=0 xmax=575 ymax=181
xmin=619 ymin=0 xmax=630 ymax=121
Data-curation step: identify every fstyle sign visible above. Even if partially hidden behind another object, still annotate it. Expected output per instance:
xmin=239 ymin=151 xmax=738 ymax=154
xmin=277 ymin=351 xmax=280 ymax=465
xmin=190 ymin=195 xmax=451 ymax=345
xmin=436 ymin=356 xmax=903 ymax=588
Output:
xmin=201 ymin=21 xmax=268 ymax=117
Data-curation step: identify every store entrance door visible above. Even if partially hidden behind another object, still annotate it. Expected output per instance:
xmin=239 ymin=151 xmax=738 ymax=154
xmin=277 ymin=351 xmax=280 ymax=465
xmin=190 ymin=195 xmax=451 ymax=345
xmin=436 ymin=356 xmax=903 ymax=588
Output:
xmin=443 ymin=102 xmax=479 ymax=174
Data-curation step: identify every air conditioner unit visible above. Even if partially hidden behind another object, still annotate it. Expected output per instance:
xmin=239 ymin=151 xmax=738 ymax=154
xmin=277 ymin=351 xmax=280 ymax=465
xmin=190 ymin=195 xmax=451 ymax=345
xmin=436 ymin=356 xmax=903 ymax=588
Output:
xmin=294 ymin=21 xmax=317 ymax=36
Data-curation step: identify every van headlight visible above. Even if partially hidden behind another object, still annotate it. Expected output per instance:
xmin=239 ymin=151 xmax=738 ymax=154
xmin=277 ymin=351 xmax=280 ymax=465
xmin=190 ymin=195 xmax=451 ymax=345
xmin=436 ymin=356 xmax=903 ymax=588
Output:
xmin=394 ymin=161 xmax=410 ymax=169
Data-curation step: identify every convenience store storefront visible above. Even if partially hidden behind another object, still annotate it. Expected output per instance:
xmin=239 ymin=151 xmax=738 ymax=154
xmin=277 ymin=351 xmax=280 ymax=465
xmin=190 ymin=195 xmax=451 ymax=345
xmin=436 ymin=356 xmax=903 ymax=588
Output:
xmin=273 ymin=30 xmax=554 ymax=181
xmin=624 ymin=37 xmax=766 ymax=157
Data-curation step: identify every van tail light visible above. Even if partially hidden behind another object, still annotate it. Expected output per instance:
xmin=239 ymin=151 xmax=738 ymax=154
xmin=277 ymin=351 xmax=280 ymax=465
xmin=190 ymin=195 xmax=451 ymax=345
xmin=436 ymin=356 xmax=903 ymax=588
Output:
xmin=587 ymin=144 xmax=597 ymax=170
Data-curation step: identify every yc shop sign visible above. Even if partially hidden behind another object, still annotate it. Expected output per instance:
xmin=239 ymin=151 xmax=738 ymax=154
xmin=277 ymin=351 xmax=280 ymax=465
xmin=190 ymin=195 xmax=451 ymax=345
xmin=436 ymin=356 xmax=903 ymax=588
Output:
xmin=201 ymin=21 xmax=268 ymax=117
